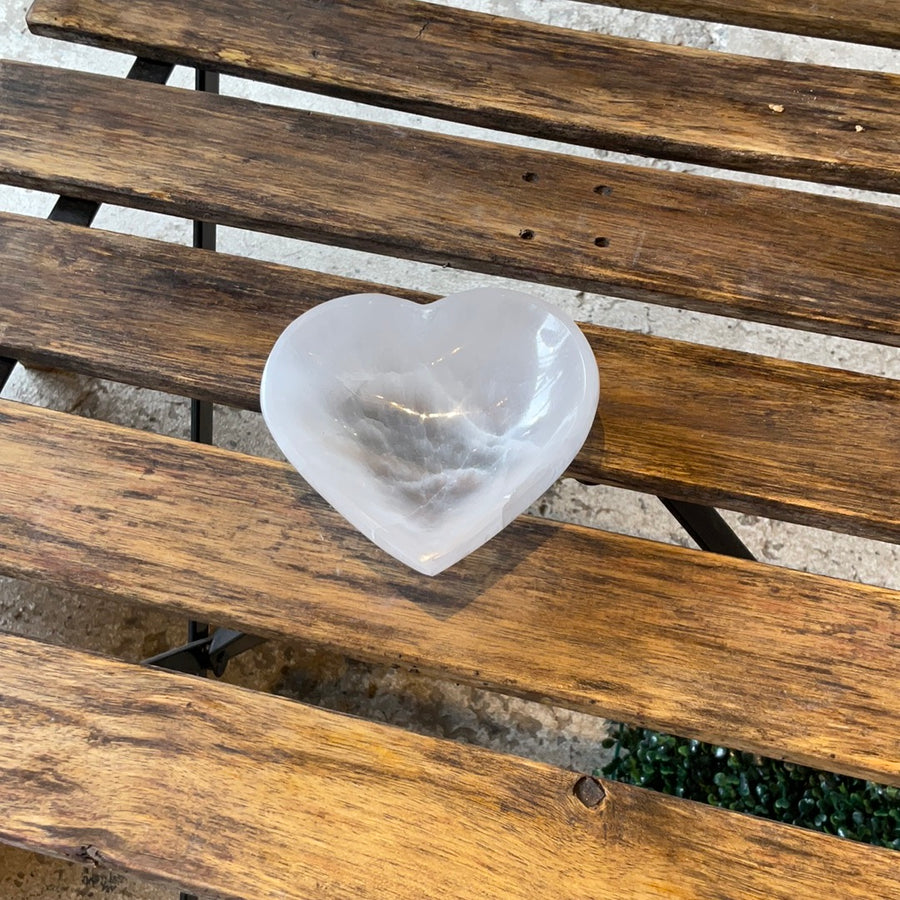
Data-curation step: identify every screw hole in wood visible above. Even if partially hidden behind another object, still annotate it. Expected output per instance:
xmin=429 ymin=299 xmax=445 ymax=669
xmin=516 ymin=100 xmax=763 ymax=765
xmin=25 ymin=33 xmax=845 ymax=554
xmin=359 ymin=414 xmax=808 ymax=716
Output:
xmin=519 ymin=229 xmax=535 ymax=240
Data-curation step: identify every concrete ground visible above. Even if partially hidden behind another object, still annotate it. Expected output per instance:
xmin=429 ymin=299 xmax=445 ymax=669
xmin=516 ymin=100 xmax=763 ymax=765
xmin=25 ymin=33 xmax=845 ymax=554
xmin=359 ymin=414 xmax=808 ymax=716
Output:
xmin=1 ymin=0 xmax=898 ymax=896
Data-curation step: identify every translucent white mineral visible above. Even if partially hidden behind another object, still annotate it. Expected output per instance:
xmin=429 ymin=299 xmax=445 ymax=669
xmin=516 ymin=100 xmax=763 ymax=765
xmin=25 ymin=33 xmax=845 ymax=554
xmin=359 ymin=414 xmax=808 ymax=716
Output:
xmin=261 ymin=287 xmax=599 ymax=575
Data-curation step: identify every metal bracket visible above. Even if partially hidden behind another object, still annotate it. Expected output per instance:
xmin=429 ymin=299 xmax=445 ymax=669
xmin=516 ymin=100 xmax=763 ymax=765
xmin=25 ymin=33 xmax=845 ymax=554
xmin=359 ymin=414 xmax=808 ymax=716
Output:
xmin=0 ymin=357 xmax=15 ymax=393
xmin=659 ymin=498 xmax=755 ymax=560
xmin=47 ymin=195 xmax=100 ymax=227
xmin=144 ymin=627 xmax=266 ymax=678
xmin=177 ymin=65 xmax=224 ymax=900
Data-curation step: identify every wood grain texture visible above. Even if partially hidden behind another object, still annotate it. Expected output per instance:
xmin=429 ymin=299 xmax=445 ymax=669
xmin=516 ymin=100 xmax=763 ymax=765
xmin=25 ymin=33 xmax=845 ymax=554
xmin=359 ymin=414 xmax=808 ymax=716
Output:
xmin=1 ymin=63 xmax=898 ymax=346
xmin=2 ymin=214 xmax=898 ymax=543
xmin=1 ymin=399 xmax=899 ymax=784
xmin=3 ymin=632 xmax=899 ymax=900
xmin=578 ymin=0 xmax=900 ymax=50
xmin=24 ymin=0 xmax=900 ymax=191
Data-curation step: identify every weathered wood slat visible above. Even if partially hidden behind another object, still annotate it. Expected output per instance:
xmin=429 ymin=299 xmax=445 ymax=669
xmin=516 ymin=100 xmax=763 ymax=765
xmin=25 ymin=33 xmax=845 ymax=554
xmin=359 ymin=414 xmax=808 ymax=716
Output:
xmin=4 ymin=4 xmax=898 ymax=896
xmin=1 ymin=63 xmax=898 ymax=346
xmin=1 ymin=399 xmax=899 ymax=784
xmin=24 ymin=0 xmax=900 ymax=191
xmin=579 ymin=0 xmax=900 ymax=50
xmin=3 ymin=632 xmax=898 ymax=900
xmin=2 ymin=214 xmax=898 ymax=543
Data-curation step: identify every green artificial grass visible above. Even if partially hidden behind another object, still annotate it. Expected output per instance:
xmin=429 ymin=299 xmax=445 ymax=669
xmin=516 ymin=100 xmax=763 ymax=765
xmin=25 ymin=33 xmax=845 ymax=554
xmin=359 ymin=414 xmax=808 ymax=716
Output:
xmin=600 ymin=725 xmax=900 ymax=849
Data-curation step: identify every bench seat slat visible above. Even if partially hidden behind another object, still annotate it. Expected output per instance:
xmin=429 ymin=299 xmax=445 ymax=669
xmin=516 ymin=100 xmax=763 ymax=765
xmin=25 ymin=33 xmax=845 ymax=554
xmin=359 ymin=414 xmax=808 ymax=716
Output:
xmin=24 ymin=0 xmax=900 ymax=192
xmin=3 ymin=631 xmax=899 ymax=900
xmin=1 ymin=399 xmax=899 ymax=784
xmin=1 ymin=62 xmax=898 ymax=347
xmin=579 ymin=0 xmax=900 ymax=50
xmin=2 ymin=214 xmax=898 ymax=543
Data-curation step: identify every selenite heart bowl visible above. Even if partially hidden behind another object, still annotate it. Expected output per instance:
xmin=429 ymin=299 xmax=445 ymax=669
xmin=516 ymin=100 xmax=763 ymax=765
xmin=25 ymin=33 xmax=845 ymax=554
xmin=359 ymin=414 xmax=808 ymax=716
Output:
xmin=260 ymin=287 xmax=599 ymax=576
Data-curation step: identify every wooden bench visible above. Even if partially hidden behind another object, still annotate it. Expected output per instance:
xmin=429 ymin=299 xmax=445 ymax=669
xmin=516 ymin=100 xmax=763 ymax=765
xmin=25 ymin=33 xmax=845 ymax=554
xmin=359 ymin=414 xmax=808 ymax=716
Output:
xmin=1 ymin=0 xmax=898 ymax=897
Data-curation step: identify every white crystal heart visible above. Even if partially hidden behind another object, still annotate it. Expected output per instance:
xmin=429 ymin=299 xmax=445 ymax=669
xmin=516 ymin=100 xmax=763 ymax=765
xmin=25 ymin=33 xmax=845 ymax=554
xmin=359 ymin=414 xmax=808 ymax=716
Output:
xmin=260 ymin=287 xmax=599 ymax=576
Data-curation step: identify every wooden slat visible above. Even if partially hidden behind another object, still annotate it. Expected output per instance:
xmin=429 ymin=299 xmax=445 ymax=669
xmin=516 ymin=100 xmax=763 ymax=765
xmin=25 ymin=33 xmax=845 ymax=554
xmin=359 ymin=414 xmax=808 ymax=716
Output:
xmin=1 ymin=400 xmax=899 ymax=784
xmin=24 ymin=0 xmax=900 ymax=191
xmin=579 ymin=0 xmax=900 ymax=50
xmin=2 ymin=214 xmax=898 ymax=543
xmin=3 ymin=633 xmax=899 ymax=900
xmin=1 ymin=63 xmax=898 ymax=346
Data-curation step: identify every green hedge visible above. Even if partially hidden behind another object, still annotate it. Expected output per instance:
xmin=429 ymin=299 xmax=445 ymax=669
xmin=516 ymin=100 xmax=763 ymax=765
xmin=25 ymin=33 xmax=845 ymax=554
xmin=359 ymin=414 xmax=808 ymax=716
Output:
xmin=600 ymin=725 xmax=900 ymax=849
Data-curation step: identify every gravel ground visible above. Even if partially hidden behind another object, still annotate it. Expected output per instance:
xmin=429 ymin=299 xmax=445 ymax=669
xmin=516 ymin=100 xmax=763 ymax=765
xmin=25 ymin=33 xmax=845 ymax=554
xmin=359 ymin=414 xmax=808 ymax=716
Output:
xmin=1 ymin=0 xmax=898 ymax=896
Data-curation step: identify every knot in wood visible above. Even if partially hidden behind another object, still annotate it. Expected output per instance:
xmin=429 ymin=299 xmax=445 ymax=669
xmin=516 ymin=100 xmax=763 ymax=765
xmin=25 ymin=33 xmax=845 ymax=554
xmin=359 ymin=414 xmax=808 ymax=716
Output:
xmin=573 ymin=776 xmax=606 ymax=808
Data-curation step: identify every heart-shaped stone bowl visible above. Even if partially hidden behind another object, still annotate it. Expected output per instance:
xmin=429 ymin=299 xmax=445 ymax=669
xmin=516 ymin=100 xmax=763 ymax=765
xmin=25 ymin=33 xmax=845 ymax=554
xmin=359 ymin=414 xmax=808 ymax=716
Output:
xmin=261 ymin=287 xmax=599 ymax=576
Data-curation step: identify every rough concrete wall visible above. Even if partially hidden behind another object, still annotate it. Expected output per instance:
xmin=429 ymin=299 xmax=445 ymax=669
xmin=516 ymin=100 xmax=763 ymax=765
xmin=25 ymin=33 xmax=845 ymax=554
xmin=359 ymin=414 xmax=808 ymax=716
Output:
xmin=0 ymin=0 xmax=898 ymax=895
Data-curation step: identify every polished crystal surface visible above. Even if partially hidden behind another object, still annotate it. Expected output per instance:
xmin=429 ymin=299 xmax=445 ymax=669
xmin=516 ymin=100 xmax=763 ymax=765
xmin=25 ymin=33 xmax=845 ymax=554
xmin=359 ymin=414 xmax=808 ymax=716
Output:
xmin=260 ymin=287 xmax=599 ymax=575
